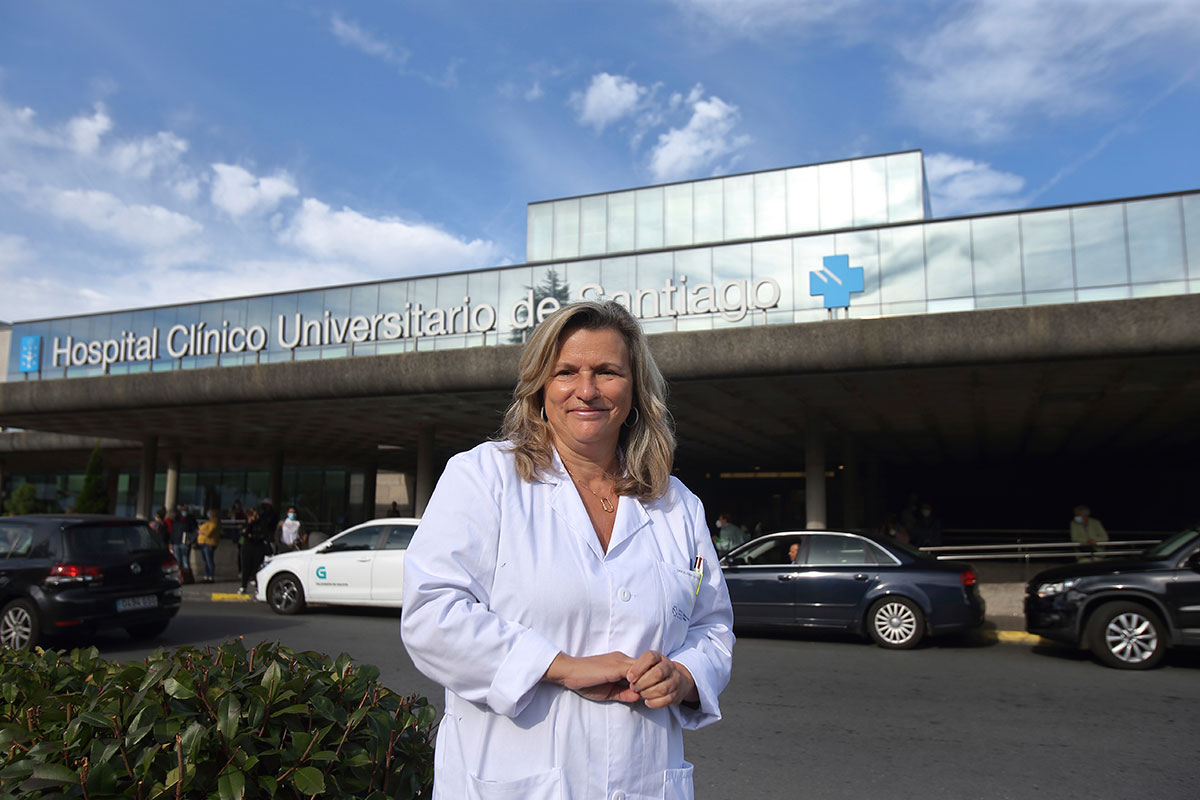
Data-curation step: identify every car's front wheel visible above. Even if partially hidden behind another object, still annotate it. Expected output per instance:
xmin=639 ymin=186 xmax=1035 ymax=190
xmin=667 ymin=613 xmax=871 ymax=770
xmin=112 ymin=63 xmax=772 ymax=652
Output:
xmin=267 ymin=573 xmax=307 ymax=615
xmin=1086 ymin=601 xmax=1167 ymax=669
xmin=0 ymin=598 xmax=40 ymax=650
xmin=867 ymin=596 xmax=925 ymax=649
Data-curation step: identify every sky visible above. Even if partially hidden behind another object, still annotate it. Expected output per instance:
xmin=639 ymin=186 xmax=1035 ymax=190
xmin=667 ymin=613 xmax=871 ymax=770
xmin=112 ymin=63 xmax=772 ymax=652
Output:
xmin=1 ymin=0 xmax=1198 ymax=323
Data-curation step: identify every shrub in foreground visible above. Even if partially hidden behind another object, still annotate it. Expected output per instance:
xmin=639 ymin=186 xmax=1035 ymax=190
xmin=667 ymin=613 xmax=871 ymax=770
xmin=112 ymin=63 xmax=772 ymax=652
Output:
xmin=0 ymin=640 xmax=436 ymax=799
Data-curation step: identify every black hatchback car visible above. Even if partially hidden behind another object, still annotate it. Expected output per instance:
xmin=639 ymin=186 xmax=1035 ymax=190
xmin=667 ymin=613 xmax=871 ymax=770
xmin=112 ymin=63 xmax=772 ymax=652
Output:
xmin=0 ymin=515 xmax=182 ymax=650
xmin=721 ymin=530 xmax=984 ymax=648
xmin=1025 ymin=526 xmax=1200 ymax=669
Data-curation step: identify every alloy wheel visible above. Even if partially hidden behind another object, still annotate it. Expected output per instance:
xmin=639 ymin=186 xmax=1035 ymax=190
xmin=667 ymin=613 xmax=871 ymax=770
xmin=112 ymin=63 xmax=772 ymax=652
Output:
xmin=1103 ymin=611 xmax=1158 ymax=665
xmin=873 ymin=600 xmax=918 ymax=645
xmin=1 ymin=605 xmax=34 ymax=650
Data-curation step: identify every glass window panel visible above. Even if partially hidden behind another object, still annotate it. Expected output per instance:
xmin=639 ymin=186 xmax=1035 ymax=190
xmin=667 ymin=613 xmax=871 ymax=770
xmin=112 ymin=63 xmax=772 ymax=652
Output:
xmin=499 ymin=266 xmax=535 ymax=341
xmin=924 ymin=220 xmax=973 ymax=299
xmin=793 ymin=235 xmax=837 ymax=312
xmin=1077 ymin=286 xmax=1130 ymax=302
xmin=926 ymin=298 xmax=975 ymax=314
xmin=350 ymin=284 xmax=379 ymax=318
xmin=723 ymin=175 xmax=754 ymax=241
xmin=886 ymin=152 xmax=924 ymax=222
xmin=607 ymin=192 xmax=635 ymax=253
xmin=712 ymin=244 xmax=752 ymax=327
xmin=786 ymin=166 xmax=820 ymax=234
xmin=1127 ymin=197 xmax=1185 ymax=283
xmin=833 ymin=230 xmax=880 ymax=309
xmin=974 ymin=294 xmax=1023 ymax=309
xmin=971 ymin=215 xmax=1022 ymax=295
xmin=635 ymin=253 xmax=674 ymax=321
xmin=636 ymin=187 xmax=664 ymax=251
xmin=552 ymin=198 xmax=580 ymax=260
xmin=1184 ymin=194 xmax=1200 ymax=279
xmin=879 ymin=225 xmax=926 ymax=303
xmin=1072 ymin=204 xmax=1128 ymax=287
xmin=600 ymin=256 xmax=636 ymax=313
xmin=564 ymin=259 xmax=602 ymax=303
xmin=818 ymin=161 xmax=853 ymax=230
xmin=527 ymin=203 xmax=553 ymax=262
xmin=754 ymin=171 xmax=786 ymax=238
xmin=852 ymin=158 xmax=888 ymax=227
xmin=664 ymin=183 xmax=693 ymax=247
xmin=674 ymin=248 xmax=712 ymax=329
xmin=880 ymin=300 xmax=930 ymax=317
xmin=1024 ymin=289 xmax=1075 ymax=306
xmin=693 ymin=179 xmax=723 ymax=244
xmin=378 ymin=281 xmax=408 ymax=315
xmin=466 ymin=270 xmax=500 ymax=342
xmin=1131 ymin=281 xmax=1186 ymax=298
xmin=752 ymin=240 xmax=792 ymax=324
xmin=1021 ymin=210 xmax=1073 ymax=292
xmin=579 ymin=195 xmax=607 ymax=256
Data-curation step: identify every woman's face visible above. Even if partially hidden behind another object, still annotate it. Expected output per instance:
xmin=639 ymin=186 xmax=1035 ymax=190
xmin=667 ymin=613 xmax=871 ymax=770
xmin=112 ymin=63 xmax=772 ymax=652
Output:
xmin=543 ymin=326 xmax=634 ymax=459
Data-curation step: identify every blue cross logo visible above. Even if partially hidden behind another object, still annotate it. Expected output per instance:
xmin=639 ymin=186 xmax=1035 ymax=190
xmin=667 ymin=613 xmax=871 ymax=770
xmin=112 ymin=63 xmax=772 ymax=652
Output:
xmin=810 ymin=254 xmax=864 ymax=309
xmin=18 ymin=336 xmax=41 ymax=373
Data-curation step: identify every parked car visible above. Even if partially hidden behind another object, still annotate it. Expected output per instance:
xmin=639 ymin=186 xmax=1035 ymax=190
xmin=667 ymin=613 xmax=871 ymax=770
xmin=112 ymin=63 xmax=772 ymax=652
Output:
xmin=256 ymin=517 xmax=419 ymax=614
xmin=0 ymin=514 xmax=182 ymax=650
xmin=721 ymin=530 xmax=984 ymax=648
xmin=1025 ymin=525 xmax=1200 ymax=669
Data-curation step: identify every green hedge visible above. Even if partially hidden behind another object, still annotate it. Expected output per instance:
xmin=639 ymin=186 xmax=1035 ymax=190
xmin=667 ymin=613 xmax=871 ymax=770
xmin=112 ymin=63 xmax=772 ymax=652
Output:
xmin=0 ymin=641 xmax=436 ymax=799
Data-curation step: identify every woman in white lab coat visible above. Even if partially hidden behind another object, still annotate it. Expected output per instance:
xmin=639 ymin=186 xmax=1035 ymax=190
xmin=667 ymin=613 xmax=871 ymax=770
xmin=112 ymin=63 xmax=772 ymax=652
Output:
xmin=401 ymin=300 xmax=734 ymax=800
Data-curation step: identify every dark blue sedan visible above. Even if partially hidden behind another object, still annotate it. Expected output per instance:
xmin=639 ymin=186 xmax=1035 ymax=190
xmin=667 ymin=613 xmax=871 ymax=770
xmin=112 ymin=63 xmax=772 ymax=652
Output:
xmin=720 ymin=531 xmax=984 ymax=648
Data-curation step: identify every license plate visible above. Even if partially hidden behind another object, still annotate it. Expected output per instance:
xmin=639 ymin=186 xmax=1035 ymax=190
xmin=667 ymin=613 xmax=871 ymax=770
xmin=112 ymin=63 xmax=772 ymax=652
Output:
xmin=116 ymin=595 xmax=158 ymax=612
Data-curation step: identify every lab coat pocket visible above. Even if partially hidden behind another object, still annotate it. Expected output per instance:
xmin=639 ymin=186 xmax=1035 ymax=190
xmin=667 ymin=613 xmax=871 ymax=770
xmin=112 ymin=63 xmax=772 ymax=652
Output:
xmin=656 ymin=561 xmax=700 ymax=652
xmin=662 ymin=761 xmax=695 ymax=800
xmin=466 ymin=766 xmax=563 ymax=800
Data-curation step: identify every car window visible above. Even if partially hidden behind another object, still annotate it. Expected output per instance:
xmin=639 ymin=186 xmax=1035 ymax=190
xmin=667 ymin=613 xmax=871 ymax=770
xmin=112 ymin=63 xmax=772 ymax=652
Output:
xmin=1144 ymin=527 xmax=1200 ymax=558
xmin=864 ymin=540 xmax=898 ymax=565
xmin=66 ymin=525 xmax=160 ymax=557
xmin=324 ymin=527 xmax=382 ymax=553
xmin=0 ymin=524 xmax=36 ymax=558
xmin=382 ymin=525 xmax=417 ymax=551
xmin=730 ymin=538 xmax=796 ymax=566
xmin=805 ymin=535 xmax=876 ymax=566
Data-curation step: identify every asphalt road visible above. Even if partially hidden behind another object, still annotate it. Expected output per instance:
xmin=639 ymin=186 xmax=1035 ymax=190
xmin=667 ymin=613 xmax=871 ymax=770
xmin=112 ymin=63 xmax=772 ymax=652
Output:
xmin=85 ymin=601 xmax=1200 ymax=800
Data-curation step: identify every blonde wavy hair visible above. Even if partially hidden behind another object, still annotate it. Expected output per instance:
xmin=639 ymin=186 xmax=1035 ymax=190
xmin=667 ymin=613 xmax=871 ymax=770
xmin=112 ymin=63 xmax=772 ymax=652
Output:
xmin=499 ymin=301 xmax=675 ymax=501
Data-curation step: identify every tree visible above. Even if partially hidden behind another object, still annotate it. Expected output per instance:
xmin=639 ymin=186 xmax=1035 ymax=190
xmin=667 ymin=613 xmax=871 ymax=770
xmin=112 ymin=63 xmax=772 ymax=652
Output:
xmin=509 ymin=268 xmax=571 ymax=343
xmin=3 ymin=483 xmax=40 ymax=515
xmin=74 ymin=442 xmax=108 ymax=514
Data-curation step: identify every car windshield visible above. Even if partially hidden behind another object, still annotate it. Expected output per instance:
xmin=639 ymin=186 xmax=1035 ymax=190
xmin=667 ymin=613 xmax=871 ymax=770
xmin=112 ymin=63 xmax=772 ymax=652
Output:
xmin=66 ymin=524 xmax=161 ymax=557
xmin=1142 ymin=527 xmax=1200 ymax=558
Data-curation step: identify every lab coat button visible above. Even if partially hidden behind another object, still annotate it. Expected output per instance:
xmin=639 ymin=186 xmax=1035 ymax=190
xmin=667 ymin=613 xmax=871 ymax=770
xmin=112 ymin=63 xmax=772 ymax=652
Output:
xmin=611 ymin=792 xmax=626 ymax=800
xmin=618 ymin=588 xmax=631 ymax=602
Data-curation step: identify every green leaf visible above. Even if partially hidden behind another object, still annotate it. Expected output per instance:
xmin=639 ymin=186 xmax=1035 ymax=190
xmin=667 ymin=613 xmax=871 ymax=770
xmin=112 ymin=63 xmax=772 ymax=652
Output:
xmin=261 ymin=662 xmax=283 ymax=693
xmin=163 ymin=676 xmax=196 ymax=700
xmin=291 ymin=766 xmax=326 ymax=796
xmin=76 ymin=710 xmax=113 ymax=727
xmin=29 ymin=762 xmax=81 ymax=784
xmin=216 ymin=693 xmax=241 ymax=742
xmin=218 ymin=768 xmax=247 ymax=800
xmin=271 ymin=703 xmax=311 ymax=717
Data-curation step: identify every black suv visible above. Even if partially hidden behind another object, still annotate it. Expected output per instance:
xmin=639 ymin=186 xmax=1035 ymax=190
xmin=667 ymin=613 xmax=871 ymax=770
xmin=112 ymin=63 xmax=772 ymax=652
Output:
xmin=1025 ymin=526 xmax=1200 ymax=669
xmin=0 ymin=515 xmax=182 ymax=650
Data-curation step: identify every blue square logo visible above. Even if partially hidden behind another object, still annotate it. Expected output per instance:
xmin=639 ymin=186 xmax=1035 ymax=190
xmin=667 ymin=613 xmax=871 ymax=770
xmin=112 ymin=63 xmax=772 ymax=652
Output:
xmin=18 ymin=336 xmax=41 ymax=373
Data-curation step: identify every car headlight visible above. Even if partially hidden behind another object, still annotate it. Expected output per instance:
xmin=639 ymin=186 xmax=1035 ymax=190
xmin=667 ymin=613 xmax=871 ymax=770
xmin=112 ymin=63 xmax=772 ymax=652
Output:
xmin=1036 ymin=578 xmax=1079 ymax=598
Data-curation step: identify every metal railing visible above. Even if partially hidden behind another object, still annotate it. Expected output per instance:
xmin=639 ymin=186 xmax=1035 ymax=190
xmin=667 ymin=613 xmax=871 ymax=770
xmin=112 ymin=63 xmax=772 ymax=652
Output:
xmin=923 ymin=539 xmax=1162 ymax=562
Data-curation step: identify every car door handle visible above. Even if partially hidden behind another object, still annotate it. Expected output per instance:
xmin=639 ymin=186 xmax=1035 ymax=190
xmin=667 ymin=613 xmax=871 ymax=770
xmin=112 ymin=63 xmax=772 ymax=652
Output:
xmin=356 ymin=557 xmax=372 ymax=562
xmin=777 ymin=574 xmax=797 ymax=581
xmin=854 ymin=573 xmax=870 ymax=581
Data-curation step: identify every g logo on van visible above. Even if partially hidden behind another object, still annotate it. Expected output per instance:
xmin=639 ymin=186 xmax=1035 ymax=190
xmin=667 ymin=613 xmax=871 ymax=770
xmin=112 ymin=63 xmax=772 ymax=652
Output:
xmin=316 ymin=566 xmax=327 ymax=580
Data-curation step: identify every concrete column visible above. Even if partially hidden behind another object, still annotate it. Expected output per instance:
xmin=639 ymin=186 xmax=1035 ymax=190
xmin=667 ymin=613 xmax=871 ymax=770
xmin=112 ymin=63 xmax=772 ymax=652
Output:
xmin=269 ymin=452 xmax=284 ymax=507
xmin=136 ymin=435 xmax=157 ymax=519
xmin=805 ymin=408 xmax=826 ymax=530
xmin=363 ymin=461 xmax=378 ymax=521
xmin=841 ymin=440 xmax=861 ymax=530
xmin=404 ymin=472 xmax=416 ymax=515
xmin=415 ymin=427 xmax=435 ymax=517
xmin=164 ymin=452 xmax=181 ymax=512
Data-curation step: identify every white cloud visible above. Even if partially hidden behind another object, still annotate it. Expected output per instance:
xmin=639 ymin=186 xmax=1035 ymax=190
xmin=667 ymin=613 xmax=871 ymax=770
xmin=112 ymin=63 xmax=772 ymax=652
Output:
xmin=924 ymin=153 xmax=1025 ymax=217
xmin=571 ymin=73 xmax=648 ymax=132
xmin=39 ymin=187 xmax=202 ymax=250
xmin=648 ymin=89 xmax=749 ymax=181
xmin=330 ymin=14 xmax=410 ymax=67
xmin=64 ymin=102 xmax=113 ymax=154
xmin=109 ymin=131 xmax=188 ymax=179
xmin=211 ymin=163 xmax=298 ymax=218
xmin=668 ymin=0 xmax=870 ymax=37
xmin=525 ymin=81 xmax=544 ymax=102
xmin=897 ymin=0 xmax=1200 ymax=141
xmin=280 ymin=198 xmax=500 ymax=273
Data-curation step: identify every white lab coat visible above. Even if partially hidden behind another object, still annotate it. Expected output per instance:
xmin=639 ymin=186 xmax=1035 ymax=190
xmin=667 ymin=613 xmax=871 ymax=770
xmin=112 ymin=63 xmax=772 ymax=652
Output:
xmin=401 ymin=441 xmax=734 ymax=800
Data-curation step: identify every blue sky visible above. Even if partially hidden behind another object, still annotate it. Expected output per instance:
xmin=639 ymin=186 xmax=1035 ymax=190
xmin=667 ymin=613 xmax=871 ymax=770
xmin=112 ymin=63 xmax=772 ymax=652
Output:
xmin=1 ymin=0 xmax=1197 ymax=322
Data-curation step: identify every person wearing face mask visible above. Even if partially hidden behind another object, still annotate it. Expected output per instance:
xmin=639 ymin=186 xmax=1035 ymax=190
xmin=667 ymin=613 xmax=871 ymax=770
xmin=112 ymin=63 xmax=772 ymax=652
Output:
xmin=1070 ymin=505 xmax=1108 ymax=562
xmin=909 ymin=502 xmax=943 ymax=549
xmin=274 ymin=506 xmax=308 ymax=552
xmin=713 ymin=512 xmax=746 ymax=556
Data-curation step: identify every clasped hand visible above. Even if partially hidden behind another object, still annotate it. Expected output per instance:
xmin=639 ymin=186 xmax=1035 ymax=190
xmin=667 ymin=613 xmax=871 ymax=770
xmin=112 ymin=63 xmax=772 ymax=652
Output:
xmin=544 ymin=650 xmax=698 ymax=709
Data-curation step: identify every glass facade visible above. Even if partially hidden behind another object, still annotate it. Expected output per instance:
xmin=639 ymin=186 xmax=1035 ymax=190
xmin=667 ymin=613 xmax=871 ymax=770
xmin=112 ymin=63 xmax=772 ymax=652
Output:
xmin=6 ymin=149 xmax=1200 ymax=384
xmin=526 ymin=151 xmax=928 ymax=262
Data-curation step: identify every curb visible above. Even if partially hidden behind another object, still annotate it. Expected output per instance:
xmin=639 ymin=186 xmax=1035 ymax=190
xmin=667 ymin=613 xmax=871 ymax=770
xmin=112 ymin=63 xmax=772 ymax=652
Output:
xmin=211 ymin=592 xmax=253 ymax=602
xmin=985 ymin=629 xmax=1044 ymax=646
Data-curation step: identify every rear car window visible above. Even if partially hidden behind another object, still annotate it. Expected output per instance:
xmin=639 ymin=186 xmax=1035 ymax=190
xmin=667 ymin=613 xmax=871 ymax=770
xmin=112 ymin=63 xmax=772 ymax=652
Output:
xmin=382 ymin=525 xmax=417 ymax=550
xmin=0 ymin=524 xmax=36 ymax=558
xmin=806 ymin=535 xmax=877 ymax=566
xmin=65 ymin=524 xmax=161 ymax=558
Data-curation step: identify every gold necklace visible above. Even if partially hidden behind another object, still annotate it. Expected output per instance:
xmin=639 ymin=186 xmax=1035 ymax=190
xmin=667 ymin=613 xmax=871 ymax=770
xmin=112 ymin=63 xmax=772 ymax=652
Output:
xmin=565 ymin=468 xmax=616 ymax=513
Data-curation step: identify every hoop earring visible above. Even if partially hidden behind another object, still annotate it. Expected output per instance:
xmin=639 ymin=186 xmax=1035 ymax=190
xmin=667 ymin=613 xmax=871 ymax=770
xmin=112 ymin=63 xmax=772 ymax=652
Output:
xmin=624 ymin=407 xmax=640 ymax=428
xmin=541 ymin=406 xmax=547 ymax=422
